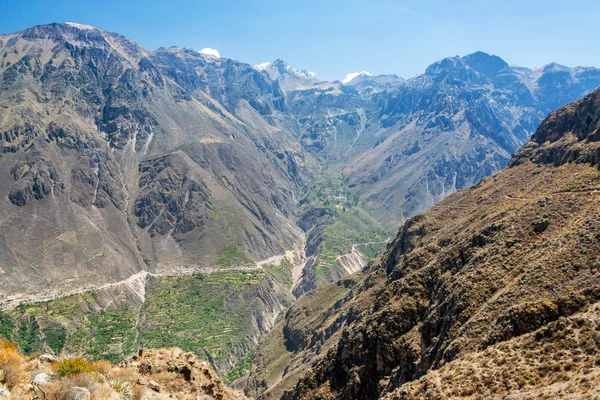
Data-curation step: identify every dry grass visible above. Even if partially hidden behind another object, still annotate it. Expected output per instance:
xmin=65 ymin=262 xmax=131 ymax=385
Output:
xmin=92 ymin=359 xmax=112 ymax=375
xmin=0 ymin=338 xmax=28 ymax=389
xmin=43 ymin=372 xmax=111 ymax=400
xmin=107 ymin=365 xmax=139 ymax=383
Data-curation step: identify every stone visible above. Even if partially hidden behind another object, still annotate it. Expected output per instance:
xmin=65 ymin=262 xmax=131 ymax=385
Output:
xmin=38 ymin=354 xmax=58 ymax=363
xmin=33 ymin=372 xmax=53 ymax=384
xmin=64 ymin=387 xmax=91 ymax=400
xmin=148 ymin=380 xmax=161 ymax=392
xmin=0 ymin=384 xmax=10 ymax=399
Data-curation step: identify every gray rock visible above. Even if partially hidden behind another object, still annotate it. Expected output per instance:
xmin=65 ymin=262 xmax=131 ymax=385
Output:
xmin=148 ymin=380 xmax=161 ymax=392
xmin=64 ymin=387 xmax=90 ymax=400
xmin=38 ymin=354 xmax=58 ymax=363
xmin=33 ymin=373 xmax=53 ymax=384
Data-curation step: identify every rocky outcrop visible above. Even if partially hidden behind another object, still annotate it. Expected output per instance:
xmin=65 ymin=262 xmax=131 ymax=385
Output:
xmin=0 ymin=340 xmax=247 ymax=400
xmin=510 ymin=86 xmax=600 ymax=168
xmin=122 ymin=348 xmax=248 ymax=399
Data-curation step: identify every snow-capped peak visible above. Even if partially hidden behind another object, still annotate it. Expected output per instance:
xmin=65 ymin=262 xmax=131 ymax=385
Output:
xmin=199 ymin=48 xmax=220 ymax=58
xmin=342 ymin=71 xmax=373 ymax=84
xmin=254 ymin=62 xmax=272 ymax=71
xmin=254 ymin=59 xmax=317 ymax=79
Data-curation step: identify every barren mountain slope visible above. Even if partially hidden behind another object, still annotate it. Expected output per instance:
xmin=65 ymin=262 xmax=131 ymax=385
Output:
xmin=0 ymin=23 xmax=311 ymax=298
xmin=247 ymin=88 xmax=600 ymax=399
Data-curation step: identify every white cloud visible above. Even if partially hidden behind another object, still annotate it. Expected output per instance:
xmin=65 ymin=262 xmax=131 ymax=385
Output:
xmin=199 ymin=48 xmax=220 ymax=58
xmin=342 ymin=71 xmax=373 ymax=84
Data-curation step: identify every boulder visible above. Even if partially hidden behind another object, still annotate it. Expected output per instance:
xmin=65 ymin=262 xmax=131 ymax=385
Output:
xmin=38 ymin=354 xmax=58 ymax=363
xmin=33 ymin=372 xmax=53 ymax=384
xmin=148 ymin=380 xmax=161 ymax=392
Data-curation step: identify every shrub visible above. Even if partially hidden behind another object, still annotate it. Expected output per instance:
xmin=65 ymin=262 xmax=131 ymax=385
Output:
xmin=109 ymin=377 xmax=133 ymax=398
xmin=0 ymin=338 xmax=28 ymax=389
xmin=53 ymin=357 xmax=96 ymax=376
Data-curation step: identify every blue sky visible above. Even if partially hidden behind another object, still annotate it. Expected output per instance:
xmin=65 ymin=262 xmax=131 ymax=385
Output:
xmin=1 ymin=0 xmax=599 ymax=81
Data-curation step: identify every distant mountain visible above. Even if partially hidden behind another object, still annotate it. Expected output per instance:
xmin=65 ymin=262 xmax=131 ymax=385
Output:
xmin=342 ymin=70 xmax=373 ymax=84
xmin=286 ymin=51 xmax=600 ymax=224
xmin=254 ymin=59 xmax=319 ymax=91
xmin=248 ymin=87 xmax=600 ymax=400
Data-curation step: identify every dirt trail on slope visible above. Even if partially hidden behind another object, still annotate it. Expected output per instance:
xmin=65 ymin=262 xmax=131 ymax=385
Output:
xmin=0 ymin=263 xmax=262 ymax=310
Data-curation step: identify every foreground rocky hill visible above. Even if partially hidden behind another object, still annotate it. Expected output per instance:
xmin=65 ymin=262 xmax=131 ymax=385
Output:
xmin=0 ymin=339 xmax=246 ymax=399
xmin=246 ymin=88 xmax=600 ymax=399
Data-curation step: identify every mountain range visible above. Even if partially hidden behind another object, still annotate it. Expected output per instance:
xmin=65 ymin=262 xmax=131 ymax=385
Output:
xmin=0 ymin=22 xmax=599 ymax=392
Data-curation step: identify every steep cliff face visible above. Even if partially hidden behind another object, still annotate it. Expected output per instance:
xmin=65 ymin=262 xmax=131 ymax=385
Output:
xmin=0 ymin=23 xmax=310 ymax=298
xmin=254 ymin=89 xmax=600 ymax=399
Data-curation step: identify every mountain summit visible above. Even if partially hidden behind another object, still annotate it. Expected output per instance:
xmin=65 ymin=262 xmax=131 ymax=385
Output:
xmin=0 ymin=22 xmax=308 ymax=297
xmin=342 ymin=70 xmax=373 ymax=84
xmin=254 ymin=59 xmax=317 ymax=88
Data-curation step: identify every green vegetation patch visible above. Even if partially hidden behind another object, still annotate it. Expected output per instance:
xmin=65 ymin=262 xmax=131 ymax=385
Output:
xmin=66 ymin=305 xmax=138 ymax=363
xmin=305 ymin=168 xmax=393 ymax=288
xmin=224 ymin=351 xmax=254 ymax=384
xmin=139 ymin=270 xmax=271 ymax=372
xmin=0 ymin=293 xmax=138 ymax=362
xmin=216 ymin=245 xmax=254 ymax=267
xmin=316 ymin=208 xmax=391 ymax=286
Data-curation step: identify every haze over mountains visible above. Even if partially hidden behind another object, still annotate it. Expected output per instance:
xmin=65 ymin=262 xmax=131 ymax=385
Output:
xmin=0 ymin=22 xmax=599 ymax=396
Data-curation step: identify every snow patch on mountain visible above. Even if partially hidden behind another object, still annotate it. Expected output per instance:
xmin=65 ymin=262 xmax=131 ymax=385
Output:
xmin=255 ymin=62 xmax=271 ymax=71
xmin=342 ymin=71 xmax=373 ymax=84
xmin=65 ymin=22 xmax=96 ymax=30
xmin=254 ymin=59 xmax=317 ymax=79
xmin=200 ymin=48 xmax=220 ymax=58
